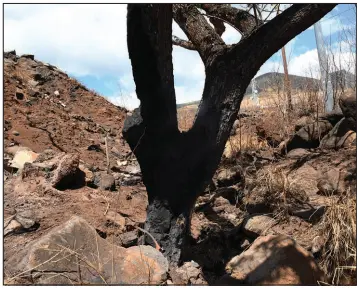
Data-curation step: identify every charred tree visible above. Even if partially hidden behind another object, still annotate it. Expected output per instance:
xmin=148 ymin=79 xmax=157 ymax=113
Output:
xmin=123 ymin=4 xmax=336 ymax=265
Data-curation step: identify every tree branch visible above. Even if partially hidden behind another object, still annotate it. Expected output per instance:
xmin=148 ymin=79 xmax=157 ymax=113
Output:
xmin=227 ymin=4 xmax=337 ymax=77
xmin=172 ymin=35 xmax=196 ymax=50
xmin=173 ymin=4 xmax=225 ymax=64
xmin=126 ymin=4 xmax=178 ymax=136
xmin=200 ymin=4 xmax=261 ymax=36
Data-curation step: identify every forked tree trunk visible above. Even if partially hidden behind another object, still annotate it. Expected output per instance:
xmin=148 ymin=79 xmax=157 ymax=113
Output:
xmin=123 ymin=4 xmax=336 ymax=265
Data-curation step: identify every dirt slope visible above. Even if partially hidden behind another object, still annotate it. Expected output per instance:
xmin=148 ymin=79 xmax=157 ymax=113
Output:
xmin=4 ymin=51 xmax=130 ymax=170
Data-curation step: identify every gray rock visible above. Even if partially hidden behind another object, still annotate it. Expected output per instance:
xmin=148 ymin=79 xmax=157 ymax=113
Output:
xmin=118 ymin=231 xmax=138 ymax=248
xmin=216 ymin=167 xmax=243 ymax=187
xmin=93 ymin=172 xmax=116 ymax=191
xmin=339 ymin=94 xmax=356 ymax=121
xmin=320 ymin=117 xmax=356 ymax=149
xmin=242 ymin=215 xmax=277 ymax=238
xmin=287 ymin=148 xmax=311 ymax=159
xmin=286 ymin=120 xmax=333 ymax=152
xmin=6 ymin=216 xmax=168 ymax=285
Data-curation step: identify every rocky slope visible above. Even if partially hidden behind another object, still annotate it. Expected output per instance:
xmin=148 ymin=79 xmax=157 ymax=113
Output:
xmin=3 ymin=51 xmax=356 ymax=285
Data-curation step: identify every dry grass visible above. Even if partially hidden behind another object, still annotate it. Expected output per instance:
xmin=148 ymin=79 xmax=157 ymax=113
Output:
xmin=317 ymin=190 xmax=356 ymax=285
xmin=247 ymin=166 xmax=309 ymax=220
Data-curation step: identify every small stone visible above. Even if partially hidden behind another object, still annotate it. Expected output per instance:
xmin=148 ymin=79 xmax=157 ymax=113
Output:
xmin=242 ymin=215 xmax=277 ymax=238
xmin=93 ymin=172 xmax=116 ymax=191
xmin=118 ymin=230 xmax=138 ymax=247
xmin=105 ymin=211 xmax=125 ymax=231
xmin=4 ymin=219 xmax=22 ymax=236
xmin=54 ymin=90 xmax=60 ymax=96
xmin=311 ymin=235 xmax=325 ymax=255
xmin=12 ymin=130 xmax=20 ymax=136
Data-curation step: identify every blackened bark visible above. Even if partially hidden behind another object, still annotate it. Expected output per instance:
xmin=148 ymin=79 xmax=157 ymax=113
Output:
xmin=124 ymin=3 xmax=336 ymax=265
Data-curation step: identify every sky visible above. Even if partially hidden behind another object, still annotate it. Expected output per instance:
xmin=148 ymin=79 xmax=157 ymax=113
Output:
xmin=4 ymin=4 xmax=356 ymax=110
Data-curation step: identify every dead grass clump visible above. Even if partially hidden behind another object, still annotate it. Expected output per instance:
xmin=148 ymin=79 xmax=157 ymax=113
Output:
xmin=251 ymin=166 xmax=309 ymax=219
xmin=317 ymin=191 xmax=356 ymax=285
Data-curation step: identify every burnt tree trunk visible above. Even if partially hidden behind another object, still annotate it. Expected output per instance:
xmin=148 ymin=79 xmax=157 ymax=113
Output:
xmin=123 ymin=4 xmax=336 ymax=265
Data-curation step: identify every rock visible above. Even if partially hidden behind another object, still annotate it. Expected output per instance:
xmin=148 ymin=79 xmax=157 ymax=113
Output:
xmin=93 ymin=172 xmax=116 ymax=191
xmin=170 ymin=261 xmax=206 ymax=285
xmin=118 ymin=231 xmax=138 ymax=248
xmin=120 ymin=164 xmax=141 ymax=175
xmin=28 ymin=79 xmax=39 ymax=87
xmin=216 ymin=167 xmax=243 ymax=187
xmin=239 ymin=238 xmax=252 ymax=250
xmin=244 ymin=187 xmax=271 ymax=214
xmin=117 ymin=160 xmax=128 ymax=167
xmin=317 ymin=168 xmax=346 ymax=195
xmin=319 ymin=110 xmax=344 ymax=126
xmin=290 ymin=205 xmax=326 ymax=222
xmin=320 ymin=117 xmax=356 ymax=149
xmin=54 ymin=90 xmax=60 ymax=96
xmin=339 ymin=94 xmax=356 ymax=121
xmin=121 ymin=175 xmax=141 ymax=186
xmin=105 ymin=211 xmax=125 ymax=231
xmin=286 ymin=120 xmax=333 ymax=152
xmin=12 ymin=130 xmax=20 ymax=136
xmin=21 ymin=54 xmax=34 ymax=60
xmin=15 ymin=210 xmax=37 ymax=229
xmin=5 ymin=146 xmax=31 ymax=156
xmin=286 ymin=148 xmax=311 ymax=159
xmin=15 ymin=90 xmax=24 ymax=100
xmin=242 ymin=215 xmax=277 ymax=238
xmin=78 ymin=164 xmax=94 ymax=184
xmin=4 ymin=219 xmax=22 ymax=236
xmin=111 ymin=146 xmax=121 ymax=158
xmin=6 ymin=216 xmax=168 ymax=285
xmin=337 ymin=130 xmax=356 ymax=148
xmin=50 ymin=153 xmax=81 ymax=189
xmin=294 ymin=116 xmax=314 ymax=132
xmin=9 ymin=149 xmax=39 ymax=170
xmin=221 ymin=235 xmax=324 ymax=285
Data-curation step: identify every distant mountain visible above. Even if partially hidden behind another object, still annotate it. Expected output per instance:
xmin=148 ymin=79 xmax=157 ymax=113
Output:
xmin=245 ymin=72 xmax=320 ymax=95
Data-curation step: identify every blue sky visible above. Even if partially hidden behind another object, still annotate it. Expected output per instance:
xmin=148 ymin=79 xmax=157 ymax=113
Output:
xmin=4 ymin=4 xmax=356 ymax=109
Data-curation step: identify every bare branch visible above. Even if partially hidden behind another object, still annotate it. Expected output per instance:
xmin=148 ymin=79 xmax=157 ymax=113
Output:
xmin=200 ymin=4 xmax=261 ymax=36
xmin=173 ymin=4 xmax=225 ymax=64
xmin=172 ymin=35 xmax=196 ymax=50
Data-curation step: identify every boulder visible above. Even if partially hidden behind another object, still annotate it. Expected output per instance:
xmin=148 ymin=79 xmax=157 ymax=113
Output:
xmin=286 ymin=120 xmax=333 ymax=152
xmin=50 ymin=153 xmax=81 ymax=189
xmin=6 ymin=216 xmax=168 ymax=285
xmin=242 ymin=215 xmax=277 ymax=238
xmin=317 ymin=168 xmax=346 ymax=196
xmin=220 ymin=235 xmax=324 ymax=285
xmin=319 ymin=110 xmax=344 ymax=126
xmin=337 ymin=130 xmax=356 ymax=148
xmin=118 ymin=231 xmax=138 ymax=248
xmin=93 ymin=172 xmax=116 ymax=191
xmin=320 ymin=117 xmax=356 ymax=149
xmin=9 ymin=149 xmax=39 ymax=170
xmin=169 ymin=261 xmax=207 ymax=285
xmin=216 ymin=167 xmax=244 ymax=187
xmin=339 ymin=94 xmax=356 ymax=121
xmin=286 ymin=148 xmax=311 ymax=159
